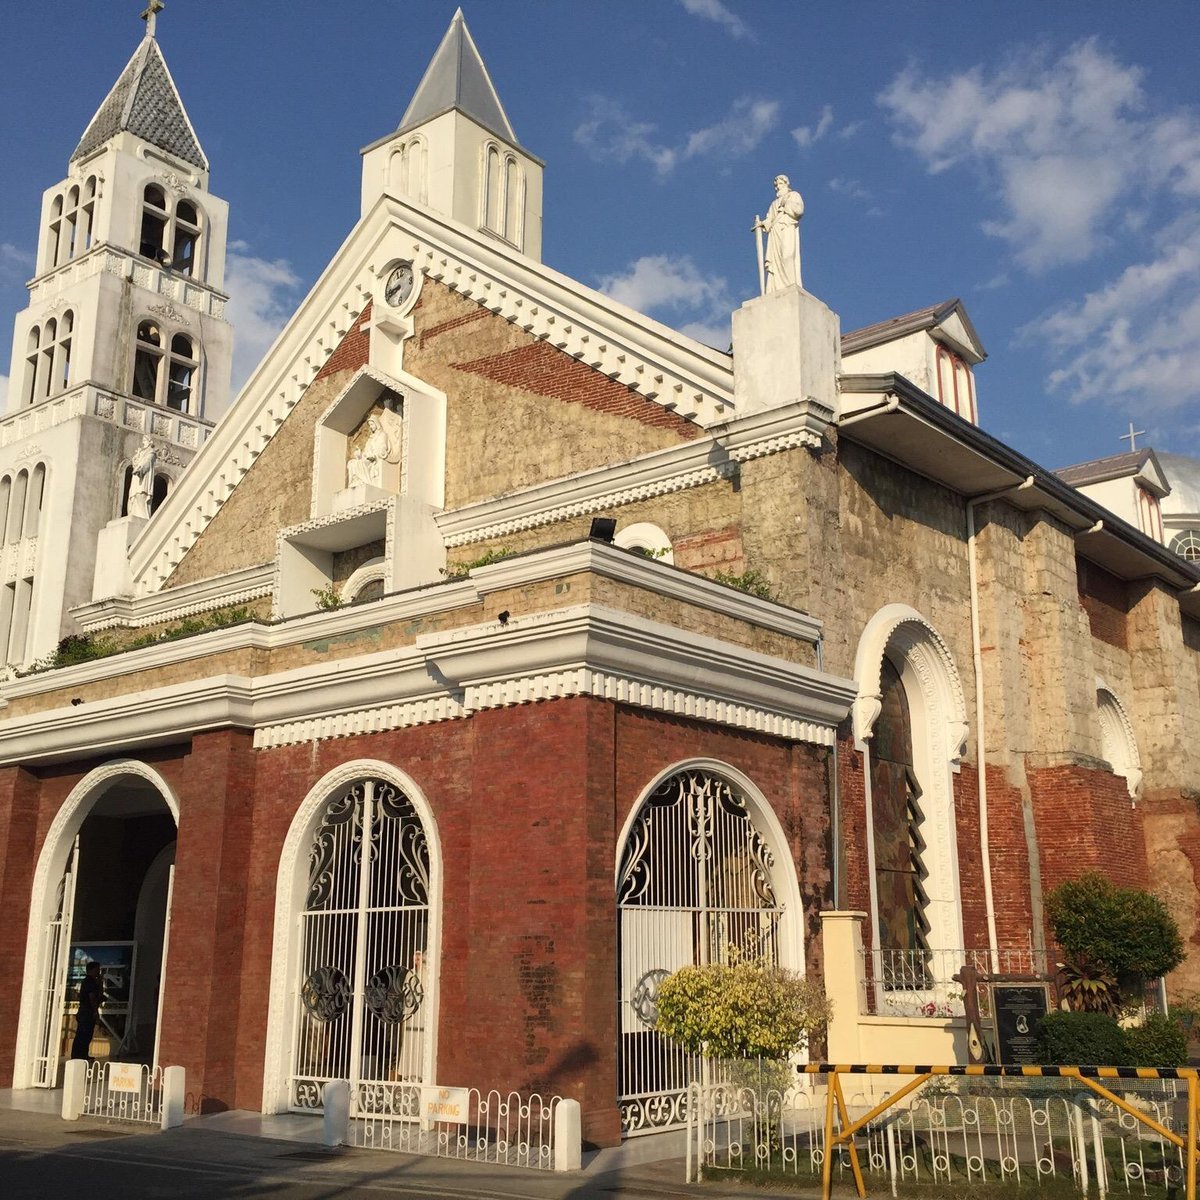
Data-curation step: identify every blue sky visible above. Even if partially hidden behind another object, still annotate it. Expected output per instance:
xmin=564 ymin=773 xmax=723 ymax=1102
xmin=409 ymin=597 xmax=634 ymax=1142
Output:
xmin=1 ymin=0 xmax=1198 ymax=468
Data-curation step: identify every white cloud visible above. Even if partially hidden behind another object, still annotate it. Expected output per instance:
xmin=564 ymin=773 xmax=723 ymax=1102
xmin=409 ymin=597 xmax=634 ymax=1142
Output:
xmin=829 ymin=177 xmax=872 ymax=202
xmin=596 ymin=255 xmax=732 ymax=349
xmin=1024 ymin=223 xmax=1200 ymax=414
xmin=223 ymin=246 xmax=303 ymax=393
xmin=678 ymin=0 xmax=753 ymax=41
xmin=576 ymin=95 xmax=778 ymax=178
xmin=792 ymin=105 xmax=834 ymax=149
xmin=683 ymin=98 xmax=779 ymax=161
xmin=879 ymin=39 xmax=1200 ymax=270
xmin=0 ymin=242 xmax=32 ymax=283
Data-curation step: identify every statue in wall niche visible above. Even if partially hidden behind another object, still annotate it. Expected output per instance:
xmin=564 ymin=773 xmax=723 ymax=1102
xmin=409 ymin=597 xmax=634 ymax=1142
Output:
xmin=128 ymin=435 xmax=156 ymax=520
xmin=347 ymin=406 xmax=402 ymax=489
xmin=754 ymin=174 xmax=804 ymax=293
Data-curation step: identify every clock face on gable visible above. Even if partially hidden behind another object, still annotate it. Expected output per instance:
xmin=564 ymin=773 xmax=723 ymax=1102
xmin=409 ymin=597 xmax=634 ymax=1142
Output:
xmin=384 ymin=262 xmax=415 ymax=308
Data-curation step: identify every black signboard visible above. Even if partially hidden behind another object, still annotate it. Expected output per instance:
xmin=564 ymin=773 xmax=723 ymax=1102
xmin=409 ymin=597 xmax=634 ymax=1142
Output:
xmin=993 ymin=984 xmax=1050 ymax=1064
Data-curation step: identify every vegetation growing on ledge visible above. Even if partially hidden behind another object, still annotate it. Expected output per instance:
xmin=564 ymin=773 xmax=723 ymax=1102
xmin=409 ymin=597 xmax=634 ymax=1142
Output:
xmin=440 ymin=546 xmax=514 ymax=581
xmin=23 ymin=606 xmax=257 ymax=675
xmin=709 ymin=567 xmax=774 ymax=600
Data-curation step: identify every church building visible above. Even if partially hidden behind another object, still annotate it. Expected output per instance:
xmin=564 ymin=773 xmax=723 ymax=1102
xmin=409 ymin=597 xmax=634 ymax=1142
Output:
xmin=0 ymin=10 xmax=1198 ymax=1148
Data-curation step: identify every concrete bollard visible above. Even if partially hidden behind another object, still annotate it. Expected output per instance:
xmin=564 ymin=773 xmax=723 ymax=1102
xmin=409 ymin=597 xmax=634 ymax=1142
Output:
xmin=553 ymin=1098 xmax=581 ymax=1172
xmin=161 ymin=1065 xmax=186 ymax=1130
xmin=62 ymin=1059 xmax=87 ymax=1121
xmin=323 ymin=1079 xmax=350 ymax=1147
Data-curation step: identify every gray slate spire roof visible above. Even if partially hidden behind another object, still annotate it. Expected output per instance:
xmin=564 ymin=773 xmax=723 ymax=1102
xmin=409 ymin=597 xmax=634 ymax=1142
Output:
xmin=396 ymin=8 xmax=520 ymax=146
xmin=71 ymin=35 xmax=208 ymax=170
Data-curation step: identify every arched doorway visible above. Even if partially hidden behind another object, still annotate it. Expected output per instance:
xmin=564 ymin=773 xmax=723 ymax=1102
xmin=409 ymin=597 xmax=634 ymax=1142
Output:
xmin=615 ymin=761 xmax=803 ymax=1135
xmin=14 ymin=761 xmax=179 ymax=1089
xmin=262 ymin=763 xmax=441 ymax=1115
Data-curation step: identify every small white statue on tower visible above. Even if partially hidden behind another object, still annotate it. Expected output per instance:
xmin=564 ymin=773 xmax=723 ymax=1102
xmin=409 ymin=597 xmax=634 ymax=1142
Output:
xmin=754 ymin=175 xmax=804 ymax=293
xmin=128 ymin=435 xmax=157 ymax=519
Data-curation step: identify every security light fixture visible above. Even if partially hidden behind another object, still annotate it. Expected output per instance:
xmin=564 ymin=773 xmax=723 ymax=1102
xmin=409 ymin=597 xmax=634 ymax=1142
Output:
xmin=589 ymin=517 xmax=617 ymax=542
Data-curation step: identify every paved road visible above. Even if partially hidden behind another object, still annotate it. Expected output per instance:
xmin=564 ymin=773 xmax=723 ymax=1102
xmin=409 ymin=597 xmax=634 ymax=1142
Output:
xmin=0 ymin=1106 xmax=780 ymax=1199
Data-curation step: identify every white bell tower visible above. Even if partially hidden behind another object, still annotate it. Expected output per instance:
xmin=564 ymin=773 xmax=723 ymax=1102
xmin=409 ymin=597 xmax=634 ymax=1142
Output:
xmin=0 ymin=5 xmax=236 ymax=668
xmin=360 ymin=8 xmax=544 ymax=261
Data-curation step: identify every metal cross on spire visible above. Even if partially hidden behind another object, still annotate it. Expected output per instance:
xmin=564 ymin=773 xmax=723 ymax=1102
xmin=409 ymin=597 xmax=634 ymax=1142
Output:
xmin=1120 ymin=421 xmax=1146 ymax=453
xmin=141 ymin=0 xmax=164 ymax=38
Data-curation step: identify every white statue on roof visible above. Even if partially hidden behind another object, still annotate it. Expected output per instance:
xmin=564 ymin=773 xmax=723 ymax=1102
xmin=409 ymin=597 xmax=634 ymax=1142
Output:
xmin=754 ymin=175 xmax=804 ymax=293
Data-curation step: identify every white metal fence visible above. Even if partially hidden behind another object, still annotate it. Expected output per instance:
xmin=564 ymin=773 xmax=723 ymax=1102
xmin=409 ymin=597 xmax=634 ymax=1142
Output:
xmin=343 ymin=1081 xmax=573 ymax=1171
xmin=81 ymin=1061 xmax=164 ymax=1125
xmin=688 ymin=1074 xmax=1192 ymax=1194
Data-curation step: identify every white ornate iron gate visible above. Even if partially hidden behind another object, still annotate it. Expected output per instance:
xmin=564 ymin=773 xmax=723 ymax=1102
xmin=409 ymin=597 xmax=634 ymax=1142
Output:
xmin=32 ymin=842 xmax=77 ymax=1087
xmin=289 ymin=777 xmax=430 ymax=1112
xmin=617 ymin=768 xmax=786 ymax=1134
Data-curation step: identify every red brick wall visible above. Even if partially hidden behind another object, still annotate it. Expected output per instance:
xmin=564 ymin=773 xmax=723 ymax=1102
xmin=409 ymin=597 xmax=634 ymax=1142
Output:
xmin=1031 ymin=764 xmax=1147 ymax=896
xmin=314 ymin=301 xmax=372 ymax=381
xmin=1077 ymin=556 xmax=1129 ymax=650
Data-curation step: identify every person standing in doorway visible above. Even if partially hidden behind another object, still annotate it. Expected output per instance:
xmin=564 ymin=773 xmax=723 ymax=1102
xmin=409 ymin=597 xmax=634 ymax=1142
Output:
xmin=71 ymin=961 xmax=103 ymax=1060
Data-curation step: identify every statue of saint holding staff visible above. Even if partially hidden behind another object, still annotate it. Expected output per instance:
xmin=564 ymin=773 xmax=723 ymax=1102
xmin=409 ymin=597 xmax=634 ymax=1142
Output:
xmin=753 ymin=175 xmax=804 ymax=293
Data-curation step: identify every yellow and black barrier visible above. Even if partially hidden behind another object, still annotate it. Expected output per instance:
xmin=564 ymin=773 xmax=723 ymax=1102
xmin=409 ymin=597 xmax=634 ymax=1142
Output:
xmin=798 ymin=1063 xmax=1199 ymax=1200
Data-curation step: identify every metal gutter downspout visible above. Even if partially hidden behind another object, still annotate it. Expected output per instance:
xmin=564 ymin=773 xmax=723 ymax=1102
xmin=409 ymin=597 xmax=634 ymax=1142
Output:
xmin=816 ymin=633 xmax=845 ymax=909
xmin=838 ymin=394 xmax=900 ymax=428
xmin=967 ymin=475 xmax=1035 ymax=973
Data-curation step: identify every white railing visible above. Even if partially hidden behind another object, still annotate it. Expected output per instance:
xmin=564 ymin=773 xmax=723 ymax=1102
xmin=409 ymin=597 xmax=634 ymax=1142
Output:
xmin=63 ymin=1059 xmax=185 ymax=1128
xmin=688 ymin=1075 xmax=1189 ymax=1194
xmin=332 ymin=1080 xmax=579 ymax=1172
xmin=864 ymin=947 xmax=1050 ymax=1017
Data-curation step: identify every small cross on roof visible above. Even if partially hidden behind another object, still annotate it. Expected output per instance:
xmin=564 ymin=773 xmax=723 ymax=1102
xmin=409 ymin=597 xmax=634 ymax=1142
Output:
xmin=141 ymin=0 xmax=164 ymax=38
xmin=1120 ymin=421 xmax=1146 ymax=453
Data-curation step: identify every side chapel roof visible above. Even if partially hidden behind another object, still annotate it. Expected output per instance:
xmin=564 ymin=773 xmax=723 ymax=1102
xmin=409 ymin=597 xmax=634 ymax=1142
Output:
xmin=841 ymin=298 xmax=987 ymax=363
xmin=393 ymin=7 xmax=520 ymax=147
xmin=71 ymin=34 xmax=208 ymax=170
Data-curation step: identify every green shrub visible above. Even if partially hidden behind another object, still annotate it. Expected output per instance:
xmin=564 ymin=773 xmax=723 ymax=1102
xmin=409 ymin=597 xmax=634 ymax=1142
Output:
xmin=1046 ymin=873 xmax=1184 ymax=997
xmin=1125 ymin=1014 xmax=1189 ymax=1066
xmin=655 ymin=959 xmax=832 ymax=1060
xmin=1036 ymin=1011 xmax=1129 ymax=1065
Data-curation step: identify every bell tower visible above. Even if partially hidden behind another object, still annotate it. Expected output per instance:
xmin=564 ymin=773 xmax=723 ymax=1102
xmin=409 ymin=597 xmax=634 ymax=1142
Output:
xmin=360 ymin=8 xmax=544 ymax=260
xmin=0 ymin=5 xmax=236 ymax=668
xmin=9 ymin=2 xmax=233 ymax=422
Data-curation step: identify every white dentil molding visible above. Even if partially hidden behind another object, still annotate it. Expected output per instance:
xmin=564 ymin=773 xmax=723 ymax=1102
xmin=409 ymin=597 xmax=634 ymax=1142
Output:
xmin=0 ymin=601 xmax=855 ymax=765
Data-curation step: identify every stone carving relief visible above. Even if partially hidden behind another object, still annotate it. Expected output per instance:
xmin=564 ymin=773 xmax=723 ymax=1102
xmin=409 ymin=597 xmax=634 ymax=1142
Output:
xmin=148 ymin=301 xmax=189 ymax=326
xmin=346 ymin=399 xmax=403 ymax=489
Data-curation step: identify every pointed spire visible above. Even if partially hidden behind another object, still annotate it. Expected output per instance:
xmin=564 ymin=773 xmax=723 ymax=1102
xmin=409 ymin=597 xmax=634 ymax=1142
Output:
xmin=71 ymin=26 xmax=207 ymax=170
xmin=397 ymin=8 xmax=520 ymax=146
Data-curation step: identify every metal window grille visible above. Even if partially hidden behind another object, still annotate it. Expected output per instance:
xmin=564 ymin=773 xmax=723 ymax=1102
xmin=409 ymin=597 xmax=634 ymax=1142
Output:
xmin=289 ymin=778 xmax=430 ymax=1113
xmin=617 ymin=769 xmax=785 ymax=1135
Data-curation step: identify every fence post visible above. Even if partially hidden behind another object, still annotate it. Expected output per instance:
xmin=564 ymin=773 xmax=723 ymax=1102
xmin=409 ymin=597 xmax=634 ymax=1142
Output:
xmin=820 ymin=911 xmax=868 ymax=1062
xmin=323 ymin=1080 xmax=350 ymax=1148
xmin=553 ymin=1098 xmax=581 ymax=1171
xmin=161 ymin=1065 xmax=186 ymax=1130
xmin=62 ymin=1059 xmax=87 ymax=1121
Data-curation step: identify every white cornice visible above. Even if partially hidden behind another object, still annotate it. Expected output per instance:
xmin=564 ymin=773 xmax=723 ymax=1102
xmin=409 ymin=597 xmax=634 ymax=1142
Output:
xmin=0 ymin=601 xmax=854 ymax=764
xmin=436 ymin=398 xmax=830 ymax=547
xmin=128 ymin=194 xmax=737 ymax=595
xmin=74 ymin=562 xmax=276 ymax=633
xmin=13 ymin=542 xmax=822 ymax=703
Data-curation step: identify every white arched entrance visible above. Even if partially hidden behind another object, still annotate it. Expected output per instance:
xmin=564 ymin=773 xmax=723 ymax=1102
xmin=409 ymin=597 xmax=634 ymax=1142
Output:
xmin=13 ymin=760 xmax=180 ymax=1089
xmin=261 ymin=760 xmax=443 ymax=1115
xmin=852 ymin=605 xmax=968 ymax=979
xmin=615 ymin=759 xmax=804 ymax=1135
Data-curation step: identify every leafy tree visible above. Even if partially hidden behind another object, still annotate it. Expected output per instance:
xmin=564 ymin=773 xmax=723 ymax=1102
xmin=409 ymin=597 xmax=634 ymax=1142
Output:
xmin=1046 ymin=873 xmax=1183 ymax=999
xmin=655 ymin=958 xmax=831 ymax=1060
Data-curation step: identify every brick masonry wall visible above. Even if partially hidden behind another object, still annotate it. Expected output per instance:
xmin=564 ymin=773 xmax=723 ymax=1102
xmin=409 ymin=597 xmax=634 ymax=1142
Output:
xmin=0 ymin=698 xmax=828 ymax=1139
xmin=1077 ymin=557 xmax=1129 ymax=651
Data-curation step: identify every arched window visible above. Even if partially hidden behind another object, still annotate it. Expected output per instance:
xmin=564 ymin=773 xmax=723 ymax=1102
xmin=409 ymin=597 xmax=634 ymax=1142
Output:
xmin=140 ymin=184 xmax=169 ymax=261
xmin=119 ymin=466 xmax=170 ymax=519
xmin=1137 ymin=486 xmax=1163 ymax=542
xmin=1170 ymin=529 xmax=1200 ymax=562
xmin=871 ymin=658 xmax=931 ymax=969
xmin=167 ymin=333 xmax=197 ymax=412
xmin=45 ymin=195 xmax=63 ymax=272
xmin=614 ymin=522 xmax=674 ymax=564
xmin=24 ymin=313 xmax=74 ymax=404
xmin=287 ymin=774 xmax=433 ymax=1111
xmin=935 ymin=345 xmax=976 ymax=423
xmin=616 ymin=763 xmax=800 ymax=1133
xmin=132 ymin=320 xmax=162 ymax=402
xmin=173 ymin=200 xmax=201 ymax=276
xmin=81 ymin=176 xmax=97 ymax=254
xmin=481 ymin=144 xmax=523 ymax=246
